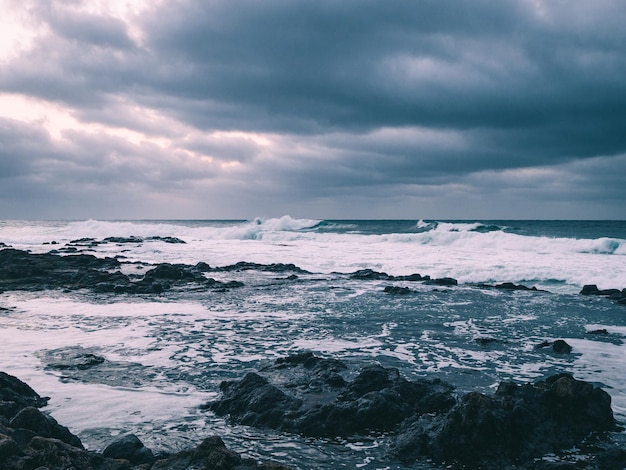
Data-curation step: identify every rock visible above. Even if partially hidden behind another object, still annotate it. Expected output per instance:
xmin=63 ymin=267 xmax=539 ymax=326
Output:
xmin=146 ymin=236 xmax=186 ymax=244
xmin=209 ymin=372 xmax=303 ymax=429
xmin=552 ymin=339 xmax=573 ymax=354
xmin=349 ymin=269 xmax=391 ymax=280
xmin=0 ymin=434 xmax=21 ymax=460
xmin=495 ymin=282 xmax=538 ymax=291
xmin=587 ymin=329 xmax=609 ymax=335
xmin=208 ymin=354 xmax=456 ymax=438
xmin=475 ymin=337 xmax=503 ymax=347
xmin=102 ymin=433 xmax=155 ymax=465
xmin=151 ymin=435 xmax=293 ymax=470
xmin=425 ymin=277 xmax=458 ymax=286
xmin=394 ymin=273 xmax=424 ymax=281
xmin=391 ymin=373 xmax=618 ymax=467
xmin=580 ymin=284 xmax=601 ymax=295
xmin=0 ymin=370 xmax=293 ymax=470
xmin=46 ymin=352 xmax=105 ymax=371
xmin=219 ymin=262 xmax=310 ymax=274
xmin=0 ymin=372 xmax=49 ymax=419
xmin=535 ymin=339 xmax=572 ymax=354
xmin=9 ymin=407 xmax=83 ymax=449
xmin=383 ymin=285 xmax=411 ymax=295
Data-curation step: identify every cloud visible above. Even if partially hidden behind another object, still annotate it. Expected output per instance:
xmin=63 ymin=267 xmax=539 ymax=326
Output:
xmin=0 ymin=0 xmax=625 ymax=219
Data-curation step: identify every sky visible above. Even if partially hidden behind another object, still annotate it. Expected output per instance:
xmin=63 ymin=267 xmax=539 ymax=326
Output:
xmin=1 ymin=0 xmax=625 ymax=220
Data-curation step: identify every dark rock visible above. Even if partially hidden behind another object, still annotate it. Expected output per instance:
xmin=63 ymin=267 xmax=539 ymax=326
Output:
xmin=0 ymin=434 xmax=21 ymax=460
xmin=219 ymin=261 xmax=310 ymax=274
xmin=425 ymin=277 xmax=458 ymax=286
xmin=145 ymin=236 xmax=186 ymax=244
xmin=394 ymin=273 xmax=424 ymax=281
xmin=581 ymin=284 xmax=601 ymax=295
xmin=151 ymin=435 xmax=293 ymax=470
xmin=142 ymin=263 xmax=203 ymax=281
xmin=383 ymin=285 xmax=411 ymax=295
xmin=209 ymin=372 xmax=302 ymax=429
xmin=47 ymin=352 xmax=105 ymax=371
xmin=102 ymin=433 xmax=155 ymax=465
xmin=103 ymin=236 xmax=143 ymax=244
xmin=195 ymin=261 xmax=212 ymax=272
xmin=580 ymin=284 xmax=623 ymax=297
xmin=596 ymin=447 xmax=626 ymax=470
xmin=535 ymin=339 xmax=573 ymax=353
xmin=0 ymin=370 xmax=293 ymax=470
xmin=0 ymin=372 xmax=48 ymax=420
xmin=208 ymin=354 xmax=455 ymax=438
xmin=587 ymin=329 xmax=609 ymax=335
xmin=552 ymin=339 xmax=573 ymax=354
xmin=391 ymin=373 xmax=618 ymax=467
xmin=9 ymin=407 xmax=83 ymax=449
xmin=495 ymin=282 xmax=538 ymax=291
xmin=475 ymin=337 xmax=503 ymax=347
xmin=349 ymin=269 xmax=391 ymax=280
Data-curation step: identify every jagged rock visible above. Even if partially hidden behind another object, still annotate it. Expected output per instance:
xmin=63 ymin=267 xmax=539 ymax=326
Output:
xmin=146 ymin=236 xmax=186 ymax=244
xmin=394 ymin=273 xmax=425 ymax=281
xmin=218 ymin=262 xmax=310 ymax=274
xmin=383 ymin=285 xmax=411 ymax=295
xmin=9 ymin=407 xmax=83 ymax=449
xmin=495 ymin=282 xmax=538 ymax=291
xmin=102 ymin=433 xmax=155 ymax=465
xmin=0 ymin=249 xmax=243 ymax=295
xmin=151 ymin=435 xmax=293 ymax=470
xmin=391 ymin=373 xmax=618 ymax=467
xmin=349 ymin=269 xmax=391 ymax=280
xmin=425 ymin=277 xmax=458 ymax=286
xmin=0 ymin=370 xmax=293 ymax=470
xmin=552 ymin=339 xmax=573 ymax=354
xmin=208 ymin=354 xmax=455 ymax=438
xmin=0 ymin=372 xmax=49 ymax=420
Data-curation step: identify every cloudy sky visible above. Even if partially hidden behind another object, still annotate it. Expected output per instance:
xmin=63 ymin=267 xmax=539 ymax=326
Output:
xmin=1 ymin=0 xmax=625 ymax=220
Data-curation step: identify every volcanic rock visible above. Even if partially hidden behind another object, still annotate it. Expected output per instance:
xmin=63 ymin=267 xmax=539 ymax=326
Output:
xmin=391 ymin=373 xmax=618 ymax=467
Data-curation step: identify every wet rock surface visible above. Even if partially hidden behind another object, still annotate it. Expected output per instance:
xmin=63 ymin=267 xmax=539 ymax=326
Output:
xmin=0 ymin=248 xmax=244 ymax=295
xmin=208 ymin=352 xmax=456 ymax=438
xmin=0 ymin=370 xmax=294 ymax=470
xmin=581 ymin=284 xmax=626 ymax=306
xmin=391 ymin=373 xmax=620 ymax=468
xmin=209 ymin=354 xmax=625 ymax=469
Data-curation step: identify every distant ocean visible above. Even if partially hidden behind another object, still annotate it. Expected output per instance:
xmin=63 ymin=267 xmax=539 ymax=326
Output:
xmin=1 ymin=217 xmax=625 ymax=468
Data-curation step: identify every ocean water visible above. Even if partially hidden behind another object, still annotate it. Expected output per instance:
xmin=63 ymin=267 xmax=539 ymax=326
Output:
xmin=1 ymin=217 xmax=625 ymax=468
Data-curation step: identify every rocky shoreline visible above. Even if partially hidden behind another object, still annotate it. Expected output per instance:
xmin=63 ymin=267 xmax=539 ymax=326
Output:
xmin=207 ymin=353 xmax=626 ymax=469
xmin=2 ymin=248 xmax=626 ymax=307
xmin=1 ymin=370 xmax=293 ymax=470
xmin=2 ymin=354 xmax=626 ymax=469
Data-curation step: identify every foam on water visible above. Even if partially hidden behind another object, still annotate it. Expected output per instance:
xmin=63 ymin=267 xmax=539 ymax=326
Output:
xmin=1 ymin=218 xmax=626 ymax=468
xmin=1 ymin=218 xmax=624 ymax=292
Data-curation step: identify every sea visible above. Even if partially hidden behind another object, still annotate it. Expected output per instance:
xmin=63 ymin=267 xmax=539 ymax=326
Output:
xmin=1 ymin=217 xmax=625 ymax=469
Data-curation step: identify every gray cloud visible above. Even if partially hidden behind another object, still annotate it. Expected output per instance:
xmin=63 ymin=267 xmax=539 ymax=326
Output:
xmin=1 ymin=0 xmax=625 ymax=219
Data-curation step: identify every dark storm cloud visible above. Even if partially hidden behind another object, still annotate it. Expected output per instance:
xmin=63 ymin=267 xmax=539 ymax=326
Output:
xmin=1 ymin=0 xmax=625 ymax=218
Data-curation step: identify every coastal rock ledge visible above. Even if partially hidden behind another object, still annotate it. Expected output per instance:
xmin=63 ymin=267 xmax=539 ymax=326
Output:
xmin=0 ymin=371 xmax=293 ymax=470
xmin=209 ymin=353 xmax=626 ymax=469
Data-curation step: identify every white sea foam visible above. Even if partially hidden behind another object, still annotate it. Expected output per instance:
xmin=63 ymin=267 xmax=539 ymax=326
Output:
xmin=1 ymin=218 xmax=625 ymax=293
